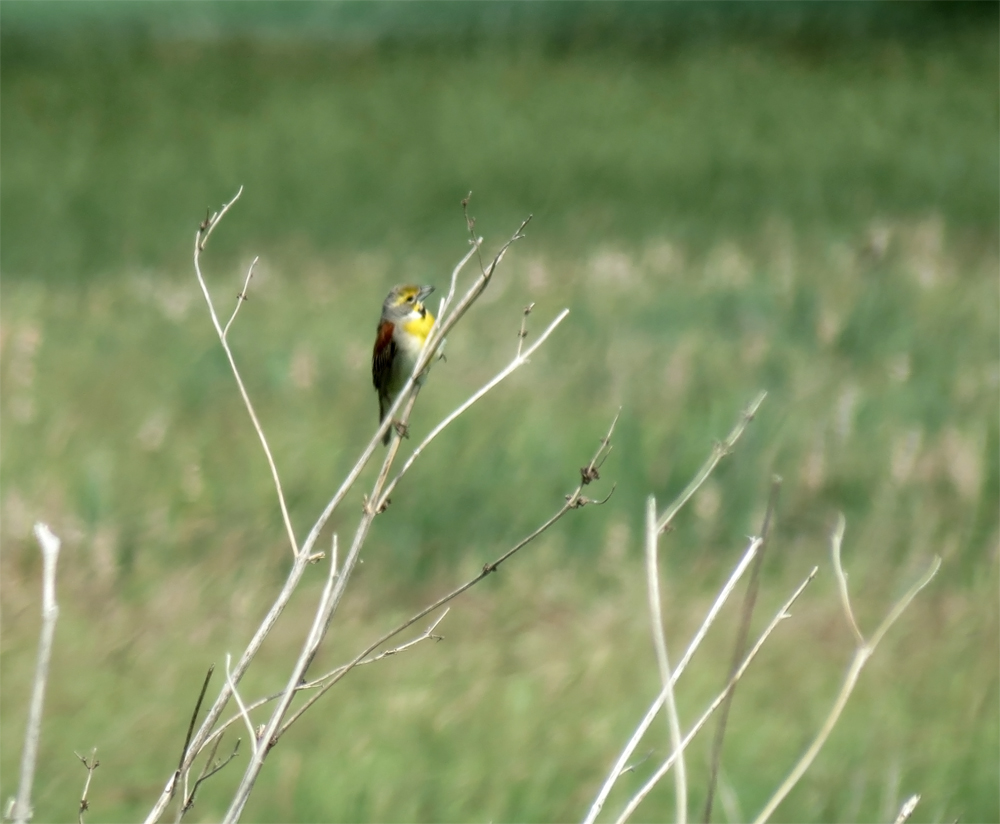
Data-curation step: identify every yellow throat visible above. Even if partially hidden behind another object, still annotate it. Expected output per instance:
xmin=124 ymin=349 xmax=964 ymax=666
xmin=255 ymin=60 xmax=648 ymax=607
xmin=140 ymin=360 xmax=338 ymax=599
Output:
xmin=402 ymin=310 xmax=435 ymax=343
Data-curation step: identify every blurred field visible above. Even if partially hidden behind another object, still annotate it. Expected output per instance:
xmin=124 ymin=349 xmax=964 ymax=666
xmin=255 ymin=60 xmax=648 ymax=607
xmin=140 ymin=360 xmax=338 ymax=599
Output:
xmin=1 ymin=4 xmax=998 ymax=823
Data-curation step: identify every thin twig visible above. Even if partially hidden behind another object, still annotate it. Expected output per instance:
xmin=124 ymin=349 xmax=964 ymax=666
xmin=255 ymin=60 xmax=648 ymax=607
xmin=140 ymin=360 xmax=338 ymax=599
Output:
xmin=462 ymin=192 xmax=487 ymax=275
xmin=225 ymin=655 xmax=257 ymax=757
xmin=182 ymin=735 xmax=241 ymax=817
xmin=276 ymin=411 xmax=619 ymax=740
xmin=657 ymin=391 xmax=766 ymax=533
xmin=171 ymin=666 xmax=214 ymax=800
xmin=144 ymin=550 xmax=312 ymax=824
xmin=752 ymin=522 xmax=941 ymax=824
xmin=441 ymin=233 xmax=483 ymax=319
xmin=614 ymin=568 xmax=819 ymax=824
xmin=74 ymin=749 xmax=99 ymax=824
xmin=516 ymin=303 xmax=535 ymax=358
xmin=583 ymin=535 xmax=763 ymax=824
xmin=377 ymin=307 xmax=570 ymax=509
xmin=149 ymin=207 xmax=538 ymax=824
xmin=584 ymin=392 xmax=767 ymax=824
xmin=192 ymin=190 xmax=299 ymax=558
xmin=197 ymin=610 xmax=450 ymax=756
xmin=831 ymin=513 xmax=865 ymax=646
xmin=10 ymin=523 xmax=61 ymax=824
xmin=644 ymin=495 xmax=687 ymax=824
xmin=294 ymin=219 xmax=526 ymax=576
xmin=703 ymin=476 xmax=782 ymax=823
xmin=223 ymin=257 xmax=257 ymax=339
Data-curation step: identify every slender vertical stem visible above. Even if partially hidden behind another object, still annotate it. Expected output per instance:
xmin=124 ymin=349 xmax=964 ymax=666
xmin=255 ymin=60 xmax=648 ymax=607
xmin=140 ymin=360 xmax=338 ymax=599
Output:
xmin=11 ymin=524 xmax=61 ymax=824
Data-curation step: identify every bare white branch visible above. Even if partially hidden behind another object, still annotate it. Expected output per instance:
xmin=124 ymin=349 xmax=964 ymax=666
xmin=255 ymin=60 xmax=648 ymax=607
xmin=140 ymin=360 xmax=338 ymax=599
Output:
xmin=583 ymin=540 xmax=764 ymax=824
xmin=192 ymin=191 xmax=298 ymax=558
xmin=9 ymin=523 xmax=62 ymax=824
xmin=752 ymin=533 xmax=940 ymax=824
xmin=376 ymin=307 xmax=570 ymax=509
xmin=614 ymin=567 xmax=819 ymax=824
xmin=644 ymin=495 xmax=687 ymax=824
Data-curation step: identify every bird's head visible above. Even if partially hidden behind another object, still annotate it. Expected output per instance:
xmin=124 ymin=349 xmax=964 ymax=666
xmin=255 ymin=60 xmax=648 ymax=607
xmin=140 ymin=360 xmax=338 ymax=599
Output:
xmin=382 ymin=284 xmax=435 ymax=323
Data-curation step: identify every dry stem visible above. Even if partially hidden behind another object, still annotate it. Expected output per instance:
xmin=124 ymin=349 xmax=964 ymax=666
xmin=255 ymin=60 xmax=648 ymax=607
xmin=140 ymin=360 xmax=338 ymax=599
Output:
xmin=74 ymin=749 xmax=99 ymax=824
xmin=8 ymin=523 xmax=61 ymax=824
xmin=644 ymin=495 xmax=687 ymax=824
xmin=703 ymin=476 xmax=782 ymax=823
xmin=584 ymin=392 xmax=766 ymax=824
xmin=752 ymin=521 xmax=940 ymax=823
xmin=614 ymin=568 xmax=819 ymax=824
xmin=657 ymin=391 xmax=766 ymax=533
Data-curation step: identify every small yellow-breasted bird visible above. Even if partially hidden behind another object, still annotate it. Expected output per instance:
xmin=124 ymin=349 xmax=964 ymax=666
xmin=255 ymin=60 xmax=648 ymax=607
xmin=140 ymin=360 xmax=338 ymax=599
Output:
xmin=372 ymin=284 xmax=435 ymax=445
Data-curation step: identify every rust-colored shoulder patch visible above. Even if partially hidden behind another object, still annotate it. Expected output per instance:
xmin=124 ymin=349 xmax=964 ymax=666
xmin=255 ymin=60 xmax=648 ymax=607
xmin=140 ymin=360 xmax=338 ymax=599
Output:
xmin=372 ymin=320 xmax=396 ymax=394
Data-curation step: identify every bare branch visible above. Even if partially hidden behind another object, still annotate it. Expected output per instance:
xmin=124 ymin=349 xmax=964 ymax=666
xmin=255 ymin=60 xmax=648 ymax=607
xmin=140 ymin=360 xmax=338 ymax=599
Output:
xmin=276 ymin=411 xmax=620 ymax=741
xmin=74 ymin=749 xmax=99 ymax=824
xmin=644 ymin=495 xmax=687 ymax=824
xmin=585 ymin=529 xmax=763 ymax=820
xmin=197 ymin=610 xmax=448 ymax=757
xmin=657 ymin=391 xmax=767 ymax=533
xmin=222 ymin=257 xmax=258 ymax=340
xmin=376 ymin=307 xmax=570 ymax=509
xmin=171 ymin=666 xmax=214 ymax=801
xmin=192 ymin=191 xmax=298 ymax=558
xmin=294 ymin=230 xmax=496 ymax=569
xmin=225 ymin=655 xmax=257 ymax=758
xmin=614 ymin=568 xmax=819 ymax=824
xmin=9 ymin=523 xmax=61 ymax=824
xmin=893 ymin=794 xmax=921 ymax=824
xmin=182 ymin=735 xmax=241 ymax=818
xmin=752 ymin=530 xmax=940 ymax=824
xmin=704 ymin=476 xmax=782 ymax=823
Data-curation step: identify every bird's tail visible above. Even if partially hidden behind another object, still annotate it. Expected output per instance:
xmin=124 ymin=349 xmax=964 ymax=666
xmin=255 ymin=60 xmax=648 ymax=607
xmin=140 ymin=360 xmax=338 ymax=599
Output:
xmin=379 ymin=396 xmax=391 ymax=446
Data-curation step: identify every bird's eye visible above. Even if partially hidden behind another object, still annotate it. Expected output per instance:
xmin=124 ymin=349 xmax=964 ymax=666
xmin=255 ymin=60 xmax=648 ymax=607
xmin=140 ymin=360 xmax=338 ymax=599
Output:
xmin=406 ymin=295 xmax=415 ymax=303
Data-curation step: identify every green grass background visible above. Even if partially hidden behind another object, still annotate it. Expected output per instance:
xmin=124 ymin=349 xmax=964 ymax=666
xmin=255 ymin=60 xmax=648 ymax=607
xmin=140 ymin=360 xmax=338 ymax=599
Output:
xmin=1 ymin=3 xmax=997 ymax=822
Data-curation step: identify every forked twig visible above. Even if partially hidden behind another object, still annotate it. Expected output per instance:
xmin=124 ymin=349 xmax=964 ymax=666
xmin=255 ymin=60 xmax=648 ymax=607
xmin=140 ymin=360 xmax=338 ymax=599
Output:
xmin=275 ymin=411 xmax=619 ymax=740
xmin=751 ymin=522 xmax=940 ymax=823
xmin=74 ymin=749 xmax=99 ymax=824
xmin=193 ymin=189 xmax=298 ymax=558
xmin=145 ymin=205 xmax=527 ymax=824
xmin=584 ymin=393 xmax=766 ymax=824
xmin=181 ymin=734 xmax=241 ymax=818
xmin=194 ymin=610 xmax=450 ymax=757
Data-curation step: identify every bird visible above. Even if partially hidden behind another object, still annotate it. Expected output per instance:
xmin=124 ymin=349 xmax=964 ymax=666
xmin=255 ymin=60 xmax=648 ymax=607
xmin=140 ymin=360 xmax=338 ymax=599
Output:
xmin=372 ymin=284 xmax=436 ymax=445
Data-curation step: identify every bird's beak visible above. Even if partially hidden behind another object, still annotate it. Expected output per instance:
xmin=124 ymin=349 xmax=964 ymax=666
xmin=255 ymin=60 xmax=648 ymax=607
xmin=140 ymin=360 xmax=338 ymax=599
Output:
xmin=417 ymin=285 xmax=435 ymax=302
